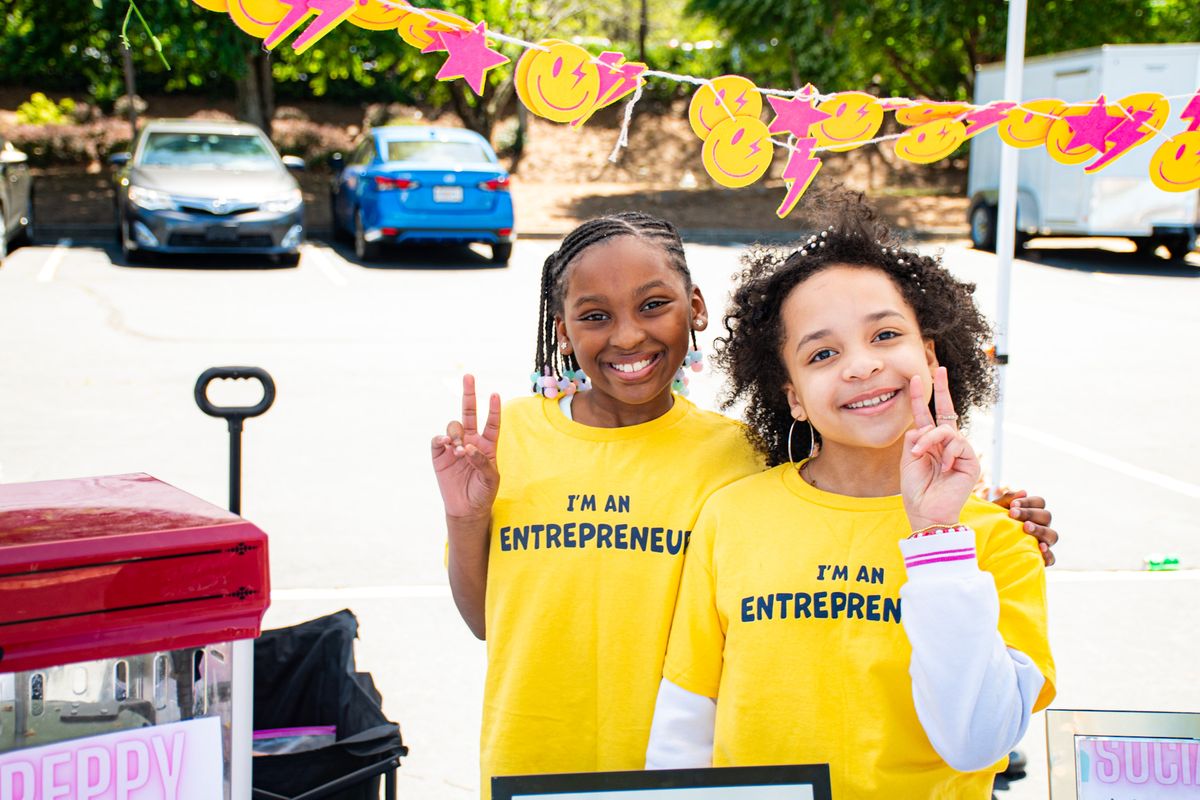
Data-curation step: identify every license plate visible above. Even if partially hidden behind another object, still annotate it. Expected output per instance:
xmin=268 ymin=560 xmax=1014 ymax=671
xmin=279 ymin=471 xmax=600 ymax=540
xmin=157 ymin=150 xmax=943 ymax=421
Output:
xmin=433 ymin=185 xmax=463 ymax=203
xmin=206 ymin=225 xmax=239 ymax=242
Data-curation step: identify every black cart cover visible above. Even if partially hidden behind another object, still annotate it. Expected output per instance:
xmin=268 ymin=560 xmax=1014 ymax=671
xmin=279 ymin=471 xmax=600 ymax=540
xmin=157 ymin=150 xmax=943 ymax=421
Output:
xmin=253 ymin=609 xmax=406 ymax=800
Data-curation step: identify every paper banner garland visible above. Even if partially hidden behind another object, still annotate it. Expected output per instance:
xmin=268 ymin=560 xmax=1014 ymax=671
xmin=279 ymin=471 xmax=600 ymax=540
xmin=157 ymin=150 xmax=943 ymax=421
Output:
xmin=188 ymin=0 xmax=1200 ymax=219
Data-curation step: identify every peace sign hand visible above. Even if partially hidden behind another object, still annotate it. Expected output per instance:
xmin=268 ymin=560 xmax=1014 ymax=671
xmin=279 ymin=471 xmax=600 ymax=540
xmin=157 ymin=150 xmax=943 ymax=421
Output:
xmin=900 ymin=366 xmax=981 ymax=532
xmin=431 ymin=375 xmax=502 ymax=521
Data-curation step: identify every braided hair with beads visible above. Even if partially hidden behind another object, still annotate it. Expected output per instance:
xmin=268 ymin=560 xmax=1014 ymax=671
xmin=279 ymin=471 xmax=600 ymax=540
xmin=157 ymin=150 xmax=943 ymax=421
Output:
xmin=533 ymin=212 xmax=698 ymax=394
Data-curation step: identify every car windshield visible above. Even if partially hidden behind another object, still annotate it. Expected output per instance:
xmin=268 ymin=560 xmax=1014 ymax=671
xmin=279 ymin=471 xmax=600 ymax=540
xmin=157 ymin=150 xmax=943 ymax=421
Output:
xmin=138 ymin=132 xmax=278 ymax=170
xmin=383 ymin=140 xmax=490 ymax=164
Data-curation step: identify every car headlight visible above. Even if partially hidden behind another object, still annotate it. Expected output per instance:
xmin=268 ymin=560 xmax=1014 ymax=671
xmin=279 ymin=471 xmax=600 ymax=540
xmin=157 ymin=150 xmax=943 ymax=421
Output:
xmin=127 ymin=186 xmax=176 ymax=211
xmin=261 ymin=189 xmax=303 ymax=214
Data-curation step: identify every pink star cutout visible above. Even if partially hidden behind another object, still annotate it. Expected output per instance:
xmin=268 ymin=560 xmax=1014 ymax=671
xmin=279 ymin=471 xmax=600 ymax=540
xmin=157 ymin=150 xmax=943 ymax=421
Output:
xmin=1085 ymin=109 xmax=1155 ymax=173
xmin=767 ymin=93 xmax=831 ymax=138
xmin=1064 ymin=96 xmax=1121 ymax=152
xmin=437 ymin=22 xmax=510 ymax=96
xmin=962 ymin=101 xmax=1016 ymax=138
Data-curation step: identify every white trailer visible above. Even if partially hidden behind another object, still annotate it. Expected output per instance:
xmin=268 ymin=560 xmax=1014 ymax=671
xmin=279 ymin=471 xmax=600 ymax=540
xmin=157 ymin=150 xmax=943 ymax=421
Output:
xmin=967 ymin=43 xmax=1200 ymax=260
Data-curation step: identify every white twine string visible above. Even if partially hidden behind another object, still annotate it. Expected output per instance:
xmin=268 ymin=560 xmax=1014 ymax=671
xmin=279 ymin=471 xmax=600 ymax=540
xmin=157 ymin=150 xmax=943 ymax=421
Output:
xmin=608 ymin=81 xmax=645 ymax=162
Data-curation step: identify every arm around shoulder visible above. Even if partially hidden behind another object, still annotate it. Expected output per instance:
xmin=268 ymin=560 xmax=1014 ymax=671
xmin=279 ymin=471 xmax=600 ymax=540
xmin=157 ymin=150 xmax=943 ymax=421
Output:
xmin=645 ymin=679 xmax=716 ymax=769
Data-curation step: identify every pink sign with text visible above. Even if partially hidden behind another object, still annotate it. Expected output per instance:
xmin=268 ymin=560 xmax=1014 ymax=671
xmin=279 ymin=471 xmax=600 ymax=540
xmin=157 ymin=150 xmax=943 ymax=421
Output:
xmin=0 ymin=716 xmax=223 ymax=800
xmin=1076 ymin=735 xmax=1200 ymax=799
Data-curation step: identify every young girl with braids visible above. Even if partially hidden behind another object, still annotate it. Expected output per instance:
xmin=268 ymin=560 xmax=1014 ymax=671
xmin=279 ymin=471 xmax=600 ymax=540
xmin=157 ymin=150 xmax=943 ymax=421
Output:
xmin=430 ymin=211 xmax=1057 ymax=793
xmin=646 ymin=193 xmax=1055 ymax=798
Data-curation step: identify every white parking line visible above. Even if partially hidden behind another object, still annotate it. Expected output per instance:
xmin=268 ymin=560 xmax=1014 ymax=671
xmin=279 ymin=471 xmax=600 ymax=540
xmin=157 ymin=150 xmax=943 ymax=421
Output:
xmin=302 ymin=243 xmax=348 ymax=287
xmin=36 ymin=238 xmax=72 ymax=283
xmin=1008 ymin=422 xmax=1200 ymax=500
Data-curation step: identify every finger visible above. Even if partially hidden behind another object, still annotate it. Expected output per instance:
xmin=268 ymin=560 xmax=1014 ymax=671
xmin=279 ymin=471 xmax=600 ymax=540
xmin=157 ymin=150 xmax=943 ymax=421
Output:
xmin=1043 ymin=549 xmax=1056 ymax=567
xmin=909 ymin=423 xmax=961 ymax=458
xmin=482 ymin=393 xmax=501 ymax=444
xmin=1015 ymin=494 xmax=1046 ymax=510
xmin=932 ymin=366 xmax=958 ymax=428
xmin=446 ymin=420 xmax=466 ymax=446
xmin=909 ymin=374 xmax=935 ymax=430
xmin=993 ymin=489 xmax=1023 ymax=509
xmin=461 ymin=374 xmax=479 ymax=436
xmin=464 ymin=444 xmax=500 ymax=484
xmin=939 ymin=434 xmax=976 ymax=474
xmin=1025 ymin=522 xmax=1059 ymax=548
xmin=1011 ymin=507 xmax=1052 ymax=527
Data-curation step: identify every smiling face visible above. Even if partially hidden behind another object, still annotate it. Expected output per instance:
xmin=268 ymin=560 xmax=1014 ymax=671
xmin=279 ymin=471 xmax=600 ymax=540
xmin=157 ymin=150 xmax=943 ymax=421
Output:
xmin=894 ymin=119 xmax=966 ymax=164
xmin=395 ymin=9 xmax=471 ymax=50
xmin=347 ymin=0 xmax=411 ymax=30
xmin=517 ymin=41 xmax=600 ymax=123
xmin=701 ymin=116 xmax=774 ymax=188
xmin=1149 ymin=131 xmax=1200 ymax=192
xmin=780 ymin=266 xmax=937 ymax=454
xmin=555 ymin=236 xmax=705 ymax=417
xmin=688 ymin=76 xmax=762 ymax=139
xmin=997 ymin=99 xmax=1066 ymax=149
xmin=228 ymin=0 xmax=289 ymax=37
xmin=191 ymin=0 xmax=228 ymax=12
xmin=812 ymin=92 xmax=884 ymax=153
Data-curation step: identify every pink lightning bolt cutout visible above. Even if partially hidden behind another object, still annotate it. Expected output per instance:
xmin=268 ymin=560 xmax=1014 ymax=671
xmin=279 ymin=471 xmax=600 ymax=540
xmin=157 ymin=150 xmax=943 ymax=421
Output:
xmin=263 ymin=0 xmax=356 ymax=53
xmin=1064 ymin=96 xmax=1121 ymax=152
xmin=1181 ymin=90 xmax=1200 ymax=133
xmin=436 ymin=22 xmax=510 ymax=96
xmin=962 ymin=101 xmax=1016 ymax=140
xmin=777 ymin=138 xmax=823 ymax=219
xmin=1085 ymin=109 xmax=1156 ymax=173
xmin=571 ymin=53 xmax=647 ymax=127
xmin=766 ymin=92 xmax=831 ymax=138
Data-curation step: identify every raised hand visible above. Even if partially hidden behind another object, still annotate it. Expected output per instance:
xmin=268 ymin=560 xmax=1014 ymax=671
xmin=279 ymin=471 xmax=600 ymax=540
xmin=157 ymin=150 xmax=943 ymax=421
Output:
xmin=900 ymin=366 xmax=981 ymax=532
xmin=431 ymin=375 xmax=502 ymax=520
xmin=994 ymin=490 xmax=1059 ymax=566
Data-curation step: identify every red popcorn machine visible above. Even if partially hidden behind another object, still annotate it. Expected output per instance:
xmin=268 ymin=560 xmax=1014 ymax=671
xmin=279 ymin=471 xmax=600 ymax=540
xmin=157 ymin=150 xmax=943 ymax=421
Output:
xmin=0 ymin=472 xmax=270 ymax=800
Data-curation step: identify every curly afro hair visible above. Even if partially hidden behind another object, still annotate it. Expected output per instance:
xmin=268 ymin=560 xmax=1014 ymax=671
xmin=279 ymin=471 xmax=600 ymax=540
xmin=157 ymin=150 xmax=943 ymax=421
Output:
xmin=716 ymin=188 xmax=996 ymax=467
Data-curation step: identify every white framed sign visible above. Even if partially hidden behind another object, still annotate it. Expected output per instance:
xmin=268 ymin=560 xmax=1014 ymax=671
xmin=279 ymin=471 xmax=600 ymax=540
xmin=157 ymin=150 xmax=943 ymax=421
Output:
xmin=1047 ymin=709 xmax=1200 ymax=799
xmin=0 ymin=716 xmax=224 ymax=800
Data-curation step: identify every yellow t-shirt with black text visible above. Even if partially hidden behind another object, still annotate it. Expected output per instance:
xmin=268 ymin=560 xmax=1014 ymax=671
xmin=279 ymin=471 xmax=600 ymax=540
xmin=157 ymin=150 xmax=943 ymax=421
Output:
xmin=663 ymin=464 xmax=1056 ymax=799
xmin=482 ymin=395 xmax=764 ymax=790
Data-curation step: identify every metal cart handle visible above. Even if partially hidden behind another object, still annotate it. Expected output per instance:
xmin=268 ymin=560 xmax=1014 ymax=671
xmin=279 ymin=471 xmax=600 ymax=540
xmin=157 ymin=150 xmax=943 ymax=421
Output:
xmin=194 ymin=367 xmax=276 ymax=515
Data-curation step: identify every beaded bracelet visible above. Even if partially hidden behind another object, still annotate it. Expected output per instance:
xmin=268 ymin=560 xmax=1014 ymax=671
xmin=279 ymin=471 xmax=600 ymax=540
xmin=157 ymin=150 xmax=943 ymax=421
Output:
xmin=908 ymin=523 xmax=971 ymax=539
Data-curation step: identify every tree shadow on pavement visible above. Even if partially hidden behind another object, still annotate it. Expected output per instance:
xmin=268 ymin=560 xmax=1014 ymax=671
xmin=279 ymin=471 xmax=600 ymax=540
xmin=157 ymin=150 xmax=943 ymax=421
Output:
xmin=106 ymin=245 xmax=298 ymax=271
xmin=1021 ymin=241 xmax=1200 ymax=279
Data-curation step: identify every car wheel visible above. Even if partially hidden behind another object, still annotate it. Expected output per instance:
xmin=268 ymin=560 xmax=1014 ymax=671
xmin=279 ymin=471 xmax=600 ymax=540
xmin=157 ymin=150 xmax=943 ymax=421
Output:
xmin=354 ymin=210 xmax=379 ymax=262
xmin=969 ymin=204 xmax=997 ymax=252
xmin=491 ymin=242 xmax=513 ymax=265
xmin=1134 ymin=237 xmax=1161 ymax=258
xmin=119 ymin=214 xmax=144 ymax=264
xmin=1162 ymin=236 xmax=1194 ymax=262
xmin=330 ymin=192 xmax=350 ymax=242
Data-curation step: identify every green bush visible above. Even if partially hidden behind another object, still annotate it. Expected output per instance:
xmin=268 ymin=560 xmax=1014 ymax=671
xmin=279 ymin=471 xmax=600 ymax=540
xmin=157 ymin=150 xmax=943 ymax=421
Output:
xmin=15 ymin=93 xmax=78 ymax=125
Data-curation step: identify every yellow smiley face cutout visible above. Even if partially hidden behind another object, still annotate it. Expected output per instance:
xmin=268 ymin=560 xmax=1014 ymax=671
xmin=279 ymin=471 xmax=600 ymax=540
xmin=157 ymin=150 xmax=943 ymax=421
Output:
xmin=894 ymin=119 xmax=967 ymax=164
xmin=228 ymin=0 xmax=290 ymax=38
xmin=812 ymin=92 xmax=884 ymax=153
xmin=191 ymin=0 xmax=228 ymax=12
xmin=688 ymin=76 xmax=762 ymax=140
xmin=396 ymin=8 xmax=472 ymax=50
xmin=348 ymin=0 xmax=411 ymax=30
xmin=701 ymin=116 xmax=774 ymax=188
xmin=894 ymin=102 xmax=969 ymax=127
xmin=997 ymin=99 xmax=1065 ymax=149
xmin=1149 ymin=131 xmax=1200 ymax=192
xmin=516 ymin=41 xmax=600 ymax=124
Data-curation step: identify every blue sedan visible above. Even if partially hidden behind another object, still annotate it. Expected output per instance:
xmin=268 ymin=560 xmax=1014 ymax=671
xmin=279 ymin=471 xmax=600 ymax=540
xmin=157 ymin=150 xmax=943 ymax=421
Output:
xmin=330 ymin=126 xmax=515 ymax=264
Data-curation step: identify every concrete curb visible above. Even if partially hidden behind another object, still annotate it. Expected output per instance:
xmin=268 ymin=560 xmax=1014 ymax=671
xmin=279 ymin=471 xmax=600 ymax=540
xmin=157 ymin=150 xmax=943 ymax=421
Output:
xmin=36 ymin=225 xmax=969 ymax=248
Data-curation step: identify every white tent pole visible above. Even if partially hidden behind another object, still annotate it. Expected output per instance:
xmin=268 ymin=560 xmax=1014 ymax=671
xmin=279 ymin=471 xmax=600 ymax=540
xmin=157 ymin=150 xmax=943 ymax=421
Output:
xmin=991 ymin=0 xmax=1028 ymax=494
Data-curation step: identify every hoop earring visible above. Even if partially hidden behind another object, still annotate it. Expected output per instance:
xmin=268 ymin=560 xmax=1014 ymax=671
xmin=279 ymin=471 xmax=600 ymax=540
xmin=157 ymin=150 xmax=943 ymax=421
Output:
xmin=786 ymin=418 xmax=819 ymax=467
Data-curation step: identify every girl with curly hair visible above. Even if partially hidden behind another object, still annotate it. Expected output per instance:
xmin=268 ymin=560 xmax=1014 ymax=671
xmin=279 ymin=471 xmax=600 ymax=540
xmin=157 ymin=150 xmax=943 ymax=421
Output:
xmin=646 ymin=191 xmax=1055 ymax=798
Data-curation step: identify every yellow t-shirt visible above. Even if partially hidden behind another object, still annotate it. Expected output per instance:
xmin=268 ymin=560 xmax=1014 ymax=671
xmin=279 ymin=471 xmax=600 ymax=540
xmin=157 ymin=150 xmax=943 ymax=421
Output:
xmin=482 ymin=395 xmax=763 ymax=790
xmin=663 ymin=464 xmax=1056 ymax=800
